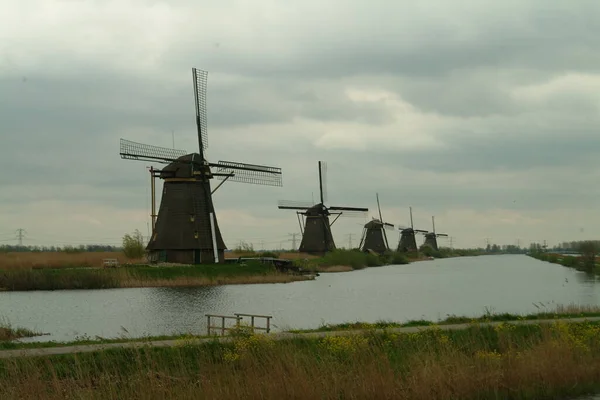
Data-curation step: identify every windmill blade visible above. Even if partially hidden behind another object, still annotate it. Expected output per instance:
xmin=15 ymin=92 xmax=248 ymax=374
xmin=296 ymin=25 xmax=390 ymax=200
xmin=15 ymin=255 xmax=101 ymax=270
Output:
xmin=415 ymin=229 xmax=428 ymax=234
xmin=437 ymin=233 xmax=449 ymax=237
xmin=329 ymin=206 xmax=368 ymax=212
xmin=383 ymin=222 xmax=395 ymax=230
xmin=119 ymin=138 xmax=187 ymax=164
xmin=318 ymin=161 xmax=328 ymax=204
xmin=192 ymin=68 xmax=209 ymax=154
xmin=211 ymin=161 xmax=282 ymax=186
xmin=278 ymin=200 xmax=314 ymax=210
xmin=278 ymin=200 xmax=315 ymax=208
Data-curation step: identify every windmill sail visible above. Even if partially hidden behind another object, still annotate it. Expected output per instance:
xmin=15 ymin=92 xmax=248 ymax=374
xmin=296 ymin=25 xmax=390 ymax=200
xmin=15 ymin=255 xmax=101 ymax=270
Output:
xmin=279 ymin=161 xmax=368 ymax=254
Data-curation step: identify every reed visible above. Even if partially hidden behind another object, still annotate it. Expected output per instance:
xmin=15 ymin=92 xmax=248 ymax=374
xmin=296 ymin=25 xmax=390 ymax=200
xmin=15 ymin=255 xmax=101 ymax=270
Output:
xmin=0 ymin=251 xmax=143 ymax=270
xmin=2 ymin=321 xmax=600 ymax=399
xmin=0 ymin=262 xmax=312 ymax=291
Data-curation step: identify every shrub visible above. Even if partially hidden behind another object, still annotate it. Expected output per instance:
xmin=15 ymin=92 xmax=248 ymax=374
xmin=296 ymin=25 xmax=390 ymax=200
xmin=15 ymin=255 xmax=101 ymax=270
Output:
xmin=122 ymin=230 xmax=146 ymax=259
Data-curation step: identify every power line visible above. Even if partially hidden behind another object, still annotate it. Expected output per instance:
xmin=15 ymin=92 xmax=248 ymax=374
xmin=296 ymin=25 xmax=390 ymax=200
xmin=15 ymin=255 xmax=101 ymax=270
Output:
xmin=288 ymin=233 xmax=299 ymax=250
xmin=16 ymin=228 xmax=26 ymax=246
xmin=345 ymin=233 xmax=355 ymax=249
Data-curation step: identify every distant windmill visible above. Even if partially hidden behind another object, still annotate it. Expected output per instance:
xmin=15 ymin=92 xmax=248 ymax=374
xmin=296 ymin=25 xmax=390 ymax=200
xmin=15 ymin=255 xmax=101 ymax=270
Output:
xmin=119 ymin=68 xmax=283 ymax=264
xmin=278 ymin=161 xmax=368 ymax=255
xmin=397 ymin=207 xmax=428 ymax=252
xmin=359 ymin=193 xmax=395 ymax=254
xmin=422 ymin=216 xmax=448 ymax=251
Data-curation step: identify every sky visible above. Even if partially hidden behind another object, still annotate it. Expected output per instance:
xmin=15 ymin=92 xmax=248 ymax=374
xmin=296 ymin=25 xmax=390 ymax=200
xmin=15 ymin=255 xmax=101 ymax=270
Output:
xmin=1 ymin=0 xmax=599 ymax=250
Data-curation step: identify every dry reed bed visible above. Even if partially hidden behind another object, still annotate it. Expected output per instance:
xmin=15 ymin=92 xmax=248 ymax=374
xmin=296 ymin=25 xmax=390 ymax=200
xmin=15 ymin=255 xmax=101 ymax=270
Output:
xmin=2 ymin=321 xmax=600 ymax=399
xmin=0 ymin=251 xmax=315 ymax=271
xmin=119 ymin=274 xmax=312 ymax=288
xmin=0 ymin=252 xmax=144 ymax=270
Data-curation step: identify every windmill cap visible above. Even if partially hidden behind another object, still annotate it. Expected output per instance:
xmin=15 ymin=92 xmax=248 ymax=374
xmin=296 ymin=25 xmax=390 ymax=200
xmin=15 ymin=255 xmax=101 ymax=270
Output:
xmin=160 ymin=153 xmax=209 ymax=179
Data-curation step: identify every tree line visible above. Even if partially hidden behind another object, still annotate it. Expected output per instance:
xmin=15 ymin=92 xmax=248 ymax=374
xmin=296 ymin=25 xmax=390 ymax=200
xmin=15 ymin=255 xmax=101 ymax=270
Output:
xmin=0 ymin=244 xmax=122 ymax=253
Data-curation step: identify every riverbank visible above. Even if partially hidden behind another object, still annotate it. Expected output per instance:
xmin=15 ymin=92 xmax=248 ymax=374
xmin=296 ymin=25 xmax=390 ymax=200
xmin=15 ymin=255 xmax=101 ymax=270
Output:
xmin=0 ymin=322 xmax=40 ymax=342
xmin=2 ymin=313 xmax=600 ymax=399
xmin=0 ymin=262 xmax=313 ymax=291
xmin=529 ymin=251 xmax=600 ymax=274
xmin=0 ymin=248 xmax=478 ymax=291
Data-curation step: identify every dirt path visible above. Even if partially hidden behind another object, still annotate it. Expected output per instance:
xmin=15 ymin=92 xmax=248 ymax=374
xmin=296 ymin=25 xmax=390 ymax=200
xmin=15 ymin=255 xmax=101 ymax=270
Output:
xmin=2 ymin=316 xmax=600 ymax=359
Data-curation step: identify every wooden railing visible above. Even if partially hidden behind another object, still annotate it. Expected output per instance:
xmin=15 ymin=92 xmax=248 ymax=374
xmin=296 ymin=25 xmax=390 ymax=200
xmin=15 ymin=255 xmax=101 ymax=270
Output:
xmin=205 ymin=313 xmax=273 ymax=336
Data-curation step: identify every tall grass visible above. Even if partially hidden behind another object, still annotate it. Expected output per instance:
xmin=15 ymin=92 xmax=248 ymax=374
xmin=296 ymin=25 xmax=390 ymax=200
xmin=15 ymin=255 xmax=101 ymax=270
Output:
xmin=2 ymin=321 xmax=600 ymax=399
xmin=293 ymin=249 xmax=409 ymax=271
xmin=0 ymin=262 xmax=312 ymax=291
xmin=0 ymin=251 xmax=144 ymax=270
xmin=0 ymin=318 xmax=40 ymax=341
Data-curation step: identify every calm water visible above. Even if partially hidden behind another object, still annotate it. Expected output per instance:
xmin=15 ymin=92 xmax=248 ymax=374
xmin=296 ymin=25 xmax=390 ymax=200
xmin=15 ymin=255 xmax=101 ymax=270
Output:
xmin=1 ymin=255 xmax=599 ymax=343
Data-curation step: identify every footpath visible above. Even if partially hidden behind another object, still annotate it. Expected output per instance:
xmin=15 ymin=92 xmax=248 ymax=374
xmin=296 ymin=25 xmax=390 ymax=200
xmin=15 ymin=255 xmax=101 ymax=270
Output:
xmin=2 ymin=316 xmax=600 ymax=359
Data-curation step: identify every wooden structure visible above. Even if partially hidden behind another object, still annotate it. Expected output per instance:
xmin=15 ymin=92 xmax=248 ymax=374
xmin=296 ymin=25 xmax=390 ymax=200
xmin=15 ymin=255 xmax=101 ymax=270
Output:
xmin=206 ymin=313 xmax=273 ymax=336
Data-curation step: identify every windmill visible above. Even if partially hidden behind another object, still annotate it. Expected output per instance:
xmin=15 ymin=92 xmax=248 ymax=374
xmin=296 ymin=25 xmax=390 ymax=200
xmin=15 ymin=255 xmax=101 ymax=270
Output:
xmin=422 ymin=216 xmax=448 ymax=251
xmin=397 ymin=207 xmax=428 ymax=252
xmin=278 ymin=161 xmax=368 ymax=255
xmin=359 ymin=193 xmax=395 ymax=254
xmin=119 ymin=68 xmax=283 ymax=265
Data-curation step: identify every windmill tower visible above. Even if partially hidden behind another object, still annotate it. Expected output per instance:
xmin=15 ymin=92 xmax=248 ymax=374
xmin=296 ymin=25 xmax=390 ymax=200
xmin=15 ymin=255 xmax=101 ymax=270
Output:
xmin=120 ymin=68 xmax=283 ymax=265
xmin=397 ymin=207 xmax=428 ymax=252
xmin=422 ymin=216 xmax=448 ymax=251
xmin=359 ymin=193 xmax=395 ymax=254
xmin=278 ymin=161 xmax=368 ymax=255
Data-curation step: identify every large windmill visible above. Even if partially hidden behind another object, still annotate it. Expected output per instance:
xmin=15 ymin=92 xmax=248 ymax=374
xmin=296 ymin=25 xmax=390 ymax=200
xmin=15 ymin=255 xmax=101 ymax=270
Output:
xmin=359 ymin=193 xmax=395 ymax=254
xmin=422 ymin=216 xmax=448 ymax=251
xmin=278 ymin=161 xmax=368 ymax=255
xmin=120 ymin=68 xmax=283 ymax=265
xmin=397 ymin=207 xmax=428 ymax=252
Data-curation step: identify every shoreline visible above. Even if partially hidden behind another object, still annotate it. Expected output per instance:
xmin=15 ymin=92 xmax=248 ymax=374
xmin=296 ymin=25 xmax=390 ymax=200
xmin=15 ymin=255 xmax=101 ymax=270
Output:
xmin=0 ymin=250 xmax=480 ymax=292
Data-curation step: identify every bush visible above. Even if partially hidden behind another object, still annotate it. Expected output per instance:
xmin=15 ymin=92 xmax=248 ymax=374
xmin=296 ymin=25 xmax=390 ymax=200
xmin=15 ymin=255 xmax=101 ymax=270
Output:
xmin=258 ymin=251 xmax=280 ymax=258
xmin=122 ymin=230 xmax=145 ymax=259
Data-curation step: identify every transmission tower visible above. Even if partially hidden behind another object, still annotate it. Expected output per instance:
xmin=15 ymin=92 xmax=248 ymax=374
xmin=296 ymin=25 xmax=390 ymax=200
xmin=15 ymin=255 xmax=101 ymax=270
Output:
xmin=15 ymin=228 xmax=26 ymax=246
xmin=345 ymin=233 xmax=355 ymax=249
xmin=288 ymin=233 xmax=299 ymax=250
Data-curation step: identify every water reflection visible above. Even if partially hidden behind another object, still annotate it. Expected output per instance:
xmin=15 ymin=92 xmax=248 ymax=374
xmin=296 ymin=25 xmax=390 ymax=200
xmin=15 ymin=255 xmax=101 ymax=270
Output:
xmin=3 ymin=255 xmax=600 ymax=342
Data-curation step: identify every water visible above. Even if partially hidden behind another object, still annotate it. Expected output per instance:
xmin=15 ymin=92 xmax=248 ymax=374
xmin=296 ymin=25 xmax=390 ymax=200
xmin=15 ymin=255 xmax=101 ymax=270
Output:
xmin=1 ymin=255 xmax=599 ymax=343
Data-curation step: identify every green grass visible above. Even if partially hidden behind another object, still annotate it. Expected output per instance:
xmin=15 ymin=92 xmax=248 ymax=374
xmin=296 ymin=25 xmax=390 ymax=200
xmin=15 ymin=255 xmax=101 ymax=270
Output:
xmin=3 ymin=320 xmax=600 ymax=399
xmin=289 ymin=304 xmax=600 ymax=333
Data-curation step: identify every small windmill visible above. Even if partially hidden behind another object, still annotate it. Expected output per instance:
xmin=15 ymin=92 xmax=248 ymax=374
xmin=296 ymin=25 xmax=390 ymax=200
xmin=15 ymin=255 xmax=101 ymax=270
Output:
xmin=359 ymin=193 xmax=395 ymax=254
xmin=422 ymin=216 xmax=448 ymax=251
xmin=119 ymin=68 xmax=283 ymax=264
xmin=397 ymin=207 xmax=428 ymax=252
xmin=278 ymin=161 xmax=368 ymax=255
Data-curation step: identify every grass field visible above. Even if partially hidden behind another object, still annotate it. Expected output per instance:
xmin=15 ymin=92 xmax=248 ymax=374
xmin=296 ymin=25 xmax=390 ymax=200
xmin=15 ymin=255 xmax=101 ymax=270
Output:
xmin=2 ymin=317 xmax=600 ymax=399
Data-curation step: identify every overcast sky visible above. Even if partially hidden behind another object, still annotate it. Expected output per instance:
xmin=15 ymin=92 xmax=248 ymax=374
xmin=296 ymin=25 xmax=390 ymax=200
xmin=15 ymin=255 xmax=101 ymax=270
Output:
xmin=1 ymin=0 xmax=599 ymax=250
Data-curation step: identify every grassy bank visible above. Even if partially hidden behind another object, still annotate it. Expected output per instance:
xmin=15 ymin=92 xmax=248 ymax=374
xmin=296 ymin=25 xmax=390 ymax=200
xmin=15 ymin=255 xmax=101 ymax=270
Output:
xmin=292 ymin=304 xmax=600 ymax=333
xmin=3 ymin=319 xmax=600 ymax=398
xmin=528 ymin=251 xmax=600 ymax=273
xmin=0 ymin=321 xmax=41 ymax=342
xmin=0 ymin=262 xmax=312 ymax=291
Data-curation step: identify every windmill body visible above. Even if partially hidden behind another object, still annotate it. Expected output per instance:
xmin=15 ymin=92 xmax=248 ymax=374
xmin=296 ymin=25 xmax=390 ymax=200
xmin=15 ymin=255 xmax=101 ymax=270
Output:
xmin=120 ymin=68 xmax=282 ymax=264
xmin=279 ymin=162 xmax=368 ymax=255
xmin=422 ymin=216 xmax=448 ymax=252
xmin=359 ymin=194 xmax=395 ymax=254
xmin=360 ymin=219 xmax=388 ymax=254
xmin=396 ymin=207 xmax=427 ymax=253
xmin=299 ymin=204 xmax=335 ymax=254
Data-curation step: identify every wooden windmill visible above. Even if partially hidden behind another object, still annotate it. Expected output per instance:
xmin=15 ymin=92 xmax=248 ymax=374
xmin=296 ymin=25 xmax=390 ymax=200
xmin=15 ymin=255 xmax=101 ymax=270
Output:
xmin=396 ymin=207 xmax=428 ymax=252
xmin=359 ymin=193 xmax=395 ymax=254
xmin=119 ymin=68 xmax=283 ymax=265
xmin=278 ymin=161 xmax=368 ymax=255
xmin=422 ymin=216 xmax=448 ymax=251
